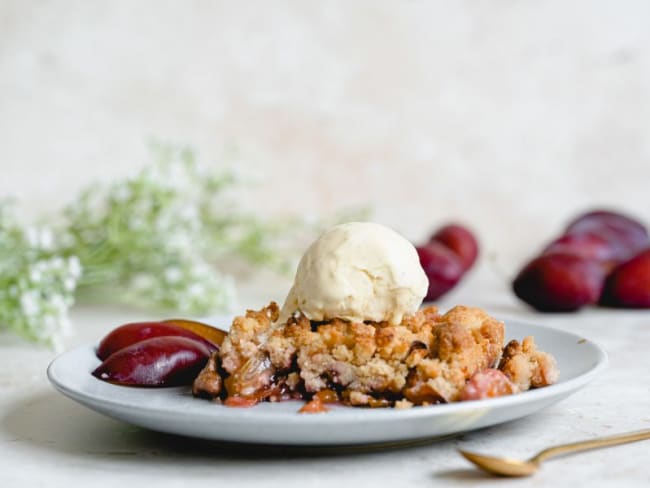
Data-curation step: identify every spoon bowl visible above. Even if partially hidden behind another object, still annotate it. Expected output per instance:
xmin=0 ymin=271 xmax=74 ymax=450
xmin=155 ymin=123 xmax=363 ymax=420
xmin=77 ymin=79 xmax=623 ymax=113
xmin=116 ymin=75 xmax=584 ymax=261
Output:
xmin=459 ymin=451 xmax=538 ymax=477
xmin=459 ymin=428 xmax=650 ymax=477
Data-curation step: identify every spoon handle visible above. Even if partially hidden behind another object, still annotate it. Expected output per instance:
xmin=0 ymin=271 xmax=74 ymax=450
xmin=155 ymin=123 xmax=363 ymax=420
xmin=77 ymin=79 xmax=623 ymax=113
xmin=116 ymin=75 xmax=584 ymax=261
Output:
xmin=532 ymin=429 xmax=650 ymax=464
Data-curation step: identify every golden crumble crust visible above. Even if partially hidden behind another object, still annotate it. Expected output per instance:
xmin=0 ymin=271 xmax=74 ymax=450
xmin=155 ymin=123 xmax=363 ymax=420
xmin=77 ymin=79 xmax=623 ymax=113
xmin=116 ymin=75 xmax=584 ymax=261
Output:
xmin=214 ymin=302 xmax=552 ymax=407
xmin=498 ymin=336 xmax=560 ymax=391
xmin=219 ymin=302 xmax=279 ymax=374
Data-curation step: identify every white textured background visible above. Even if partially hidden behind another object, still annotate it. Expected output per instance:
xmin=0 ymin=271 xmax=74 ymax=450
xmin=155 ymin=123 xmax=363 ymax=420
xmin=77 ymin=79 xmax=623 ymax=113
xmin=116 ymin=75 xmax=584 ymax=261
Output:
xmin=2 ymin=0 xmax=650 ymax=272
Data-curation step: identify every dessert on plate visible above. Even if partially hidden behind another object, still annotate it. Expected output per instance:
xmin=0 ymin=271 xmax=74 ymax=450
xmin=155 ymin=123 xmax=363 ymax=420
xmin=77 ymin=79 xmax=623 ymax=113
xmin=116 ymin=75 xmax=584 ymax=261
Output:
xmin=192 ymin=222 xmax=559 ymax=411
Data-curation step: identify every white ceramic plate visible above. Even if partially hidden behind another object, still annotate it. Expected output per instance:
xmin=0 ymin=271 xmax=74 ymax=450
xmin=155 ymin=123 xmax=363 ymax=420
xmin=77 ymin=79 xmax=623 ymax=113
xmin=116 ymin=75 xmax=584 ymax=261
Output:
xmin=47 ymin=320 xmax=607 ymax=446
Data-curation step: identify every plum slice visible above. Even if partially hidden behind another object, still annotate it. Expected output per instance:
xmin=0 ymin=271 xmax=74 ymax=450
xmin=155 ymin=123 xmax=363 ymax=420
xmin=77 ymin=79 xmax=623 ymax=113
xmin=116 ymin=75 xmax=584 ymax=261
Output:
xmin=93 ymin=336 xmax=212 ymax=386
xmin=163 ymin=318 xmax=228 ymax=347
xmin=97 ymin=322 xmax=218 ymax=360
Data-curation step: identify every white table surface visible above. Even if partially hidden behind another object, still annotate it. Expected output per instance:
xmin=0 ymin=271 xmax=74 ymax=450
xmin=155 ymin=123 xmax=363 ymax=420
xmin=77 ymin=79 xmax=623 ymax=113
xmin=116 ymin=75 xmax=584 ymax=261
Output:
xmin=2 ymin=264 xmax=649 ymax=487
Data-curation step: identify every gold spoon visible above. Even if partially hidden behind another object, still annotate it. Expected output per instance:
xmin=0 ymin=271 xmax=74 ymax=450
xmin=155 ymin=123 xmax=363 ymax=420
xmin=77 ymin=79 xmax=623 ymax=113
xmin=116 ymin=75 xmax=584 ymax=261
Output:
xmin=460 ymin=428 xmax=650 ymax=477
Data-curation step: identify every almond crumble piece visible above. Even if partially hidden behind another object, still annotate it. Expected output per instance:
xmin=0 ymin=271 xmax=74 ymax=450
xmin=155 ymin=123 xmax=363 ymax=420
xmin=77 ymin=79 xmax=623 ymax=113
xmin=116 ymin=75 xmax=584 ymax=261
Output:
xmin=498 ymin=336 xmax=560 ymax=391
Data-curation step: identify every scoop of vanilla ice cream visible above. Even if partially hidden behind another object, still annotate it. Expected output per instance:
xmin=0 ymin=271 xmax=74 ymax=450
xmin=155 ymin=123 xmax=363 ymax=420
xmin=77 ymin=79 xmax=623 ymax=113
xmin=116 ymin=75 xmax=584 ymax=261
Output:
xmin=278 ymin=222 xmax=428 ymax=325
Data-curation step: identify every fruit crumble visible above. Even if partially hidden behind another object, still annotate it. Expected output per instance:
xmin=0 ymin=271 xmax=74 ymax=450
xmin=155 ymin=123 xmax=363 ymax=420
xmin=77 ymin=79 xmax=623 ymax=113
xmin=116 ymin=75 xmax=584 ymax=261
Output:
xmin=191 ymin=302 xmax=559 ymax=411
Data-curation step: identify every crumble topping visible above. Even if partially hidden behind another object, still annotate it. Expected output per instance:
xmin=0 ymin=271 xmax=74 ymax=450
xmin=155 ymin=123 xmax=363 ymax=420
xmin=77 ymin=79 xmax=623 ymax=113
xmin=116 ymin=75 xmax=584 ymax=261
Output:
xmin=197 ymin=302 xmax=559 ymax=409
xmin=498 ymin=336 xmax=560 ymax=391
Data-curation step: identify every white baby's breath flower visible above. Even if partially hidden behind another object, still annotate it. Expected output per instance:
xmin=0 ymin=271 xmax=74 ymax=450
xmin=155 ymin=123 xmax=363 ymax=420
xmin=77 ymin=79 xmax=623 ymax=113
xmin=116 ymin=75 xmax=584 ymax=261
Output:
xmin=187 ymin=283 xmax=205 ymax=297
xmin=50 ymin=257 xmax=64 ymax=270
xmin=25 ymin=227 xmax=54 ymax=251
xmin=20 ymin=291 xmax=41 ymax=317
xmin=0 ymin=206 xmax=80 ymax=347
xmin=63 ymin=277 xmax=76 ymax=292
xmin=166 ymin=233 xmax=193 ymax=254
xmin=67 ymin=256 xmax=82 ymax=279
xmin=29 ymin=267 xmax=42 ymax=283
xmin=39 ymin=228 xmax=54 ymax=250
xmin=178 ymin=205 xmax=199 ymax=223
xmin=131 ymin=273 xmax=156 ymax=291
xmin=50 ymin=294 xmax=67 ymax=314
xmin=25 ymin=227 xmax=40 ymax=248
xmin=164 ymin=267 xmax=182 ymax=283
